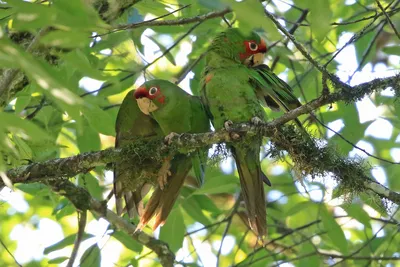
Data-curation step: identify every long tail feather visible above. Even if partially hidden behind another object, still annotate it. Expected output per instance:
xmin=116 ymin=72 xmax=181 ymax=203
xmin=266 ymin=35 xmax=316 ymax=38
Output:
xmin=231 ymin=140 xmax=267 ymax=238
xmin=136 ymin=155 xmax=192 ymax=231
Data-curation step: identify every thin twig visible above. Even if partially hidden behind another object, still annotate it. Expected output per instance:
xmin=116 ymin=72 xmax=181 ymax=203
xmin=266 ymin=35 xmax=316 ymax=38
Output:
xmin=376 ymin=0 xmax=400 ymax=40
xmin=270 ymin=9 xmax=309 ymax=71
xmin=216 ymin=198 xmax=240 ymax=266
xmin=96 ymin=7 xmax=231 ymax=37
xmin=0 ymin=238 xmax=22 ymax=267
xmin=66 ymin=211 xmax=87 ymax=267
xmin=263 ymin=10 xmax=349 ymax=89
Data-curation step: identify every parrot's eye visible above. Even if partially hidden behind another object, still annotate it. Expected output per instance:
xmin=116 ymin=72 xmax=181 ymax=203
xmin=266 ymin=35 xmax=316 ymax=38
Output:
xmin=149 ymin=87 xmax=158 ymax=95
xmin=249 ymin=42 xmax=258 ymax=51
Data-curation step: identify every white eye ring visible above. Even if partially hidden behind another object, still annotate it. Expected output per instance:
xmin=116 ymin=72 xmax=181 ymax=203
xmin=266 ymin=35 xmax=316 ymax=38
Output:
xmin=249 ymin=42 xmax=258 ymax=51
xmin=149 ymin=87 xmax=158 ymax=95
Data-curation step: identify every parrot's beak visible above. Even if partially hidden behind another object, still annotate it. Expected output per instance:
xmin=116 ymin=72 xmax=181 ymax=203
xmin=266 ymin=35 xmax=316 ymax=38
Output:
xmin=134 ymin=87 xmax=159 ymax=115
xmin=244 ymin=53 xmax=265 ymax=67
xmin=136 ymin=98 xmax=159 ymax=115
xmin=252 ymin=53 xmax=265 ymax=66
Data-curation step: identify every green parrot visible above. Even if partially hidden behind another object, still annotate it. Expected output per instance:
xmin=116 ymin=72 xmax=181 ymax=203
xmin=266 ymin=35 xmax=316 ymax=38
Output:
xmin=114 ymin=88 xmax=162 ymax=219
xmin=114 ymin=79 xmax=209 ymax=231
xmin=201 ymin=28 xmax=304 ymax=238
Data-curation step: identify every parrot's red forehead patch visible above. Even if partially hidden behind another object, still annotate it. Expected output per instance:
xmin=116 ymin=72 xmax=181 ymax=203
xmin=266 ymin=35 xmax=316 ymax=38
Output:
xmin=134 ymin=85 xmax=165 ymax=104
xmin=239 ymin=39 xmax=267 ymax=61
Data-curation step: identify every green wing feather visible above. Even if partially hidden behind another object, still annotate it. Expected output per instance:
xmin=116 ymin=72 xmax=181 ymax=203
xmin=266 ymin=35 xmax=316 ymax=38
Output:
xmin=249 ymin=64 xmax=304 ymax=129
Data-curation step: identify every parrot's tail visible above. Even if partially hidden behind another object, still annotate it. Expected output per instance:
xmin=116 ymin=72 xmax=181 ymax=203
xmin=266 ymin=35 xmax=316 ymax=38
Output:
xmin=114 ymin=181 xmax=149 ymax=218
xmin=136 ymin=155 xmax=192 ymax=231
xmin=231 ymin=141 xmax=267 ymax=238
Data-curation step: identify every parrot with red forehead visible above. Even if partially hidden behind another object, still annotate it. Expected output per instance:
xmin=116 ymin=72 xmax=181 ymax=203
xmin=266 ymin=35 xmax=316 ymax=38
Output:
xmin=114 ymin=79 xmax=209 ymax=230
xmin=201 ymin=28 xmax=303 ymax=238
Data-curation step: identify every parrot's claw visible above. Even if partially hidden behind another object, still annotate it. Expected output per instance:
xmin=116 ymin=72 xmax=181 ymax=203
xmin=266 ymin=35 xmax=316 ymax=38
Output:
xmin=231 ymin=133 xmax=241 ymax=140
xmin=164 ymin=132 xmax=180 ymax=145
xmin=224 ymin=120 xmax=234 ymax=131
xmin=157 ymin=159 xmax=172 ymax=190
xmin=251 ymin=116 xmax=263 ymax=126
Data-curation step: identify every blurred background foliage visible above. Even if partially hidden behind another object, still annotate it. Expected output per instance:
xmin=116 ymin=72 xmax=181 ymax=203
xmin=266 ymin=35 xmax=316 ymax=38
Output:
xmin=1 ymin=0 xmax=400 ymax=266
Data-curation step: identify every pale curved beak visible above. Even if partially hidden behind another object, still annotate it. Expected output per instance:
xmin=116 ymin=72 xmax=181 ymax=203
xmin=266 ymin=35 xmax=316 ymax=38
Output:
xmin=252 ymin=53 xmax=265 ymax=66
xmin=136 ymin=98 xmax=158 ymax=115
xmin=244 ymin=53 xmax=265 ymax=67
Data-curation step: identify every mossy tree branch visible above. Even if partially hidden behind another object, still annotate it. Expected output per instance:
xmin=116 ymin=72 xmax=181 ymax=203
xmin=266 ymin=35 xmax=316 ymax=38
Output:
xmin=4 ymin=68 xmax=400 ymax=204
xmin=50 ymin=179 xmax=175 ymax=267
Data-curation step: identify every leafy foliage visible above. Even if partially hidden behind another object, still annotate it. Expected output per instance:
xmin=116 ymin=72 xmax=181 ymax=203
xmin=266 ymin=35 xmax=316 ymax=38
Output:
xmin=1 ymin=0 xmax=400 ymax=266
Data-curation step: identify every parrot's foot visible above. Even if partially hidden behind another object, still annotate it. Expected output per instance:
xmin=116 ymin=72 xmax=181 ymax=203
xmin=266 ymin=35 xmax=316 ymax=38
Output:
xmin=157 ymin=159 xmax=172 ymax=190
xmin=231 ymin=132 xmax=241 ymax=140
xmin=225 ymin=120 xmax=241 ymax=140
xmin=224 ymin=120 xmax=234 ymax=131
xmin=164 ymin=132 xmax=180 ymax=145
xmin=251 ymin=116 xmax=263 ymax=126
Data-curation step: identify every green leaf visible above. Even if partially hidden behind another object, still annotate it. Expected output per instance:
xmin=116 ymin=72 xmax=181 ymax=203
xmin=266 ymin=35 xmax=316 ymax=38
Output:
xmin=382 ymin=46 xmax=400 ymax=56
xmin=77 ymin=121 xmax=101 ymax=153
xmin=80 ymin=244 xmax=101 ymax=267
xmin=12 ymin=135 xmax=33 ymax=160
xmin=191 ymin=151 xmax=205 ymax=187
xmin=44 ymin=233 xmax=94 ymax=254
xmin=0 ymin=112 xmax=51 ymax=142
xmin=308 ymin=1 xmax=332 ymax=41
xmin=41 ymin=30 xmax=90 ymax=49
xmin=81 ymin=104 xmax=116 ymax=136
xmin=146 ymin=35 xmax=176 ymax=66
xmin=78 ymin=174 xmax=103 ymax=200
xmin=62 ymin=49 xmax=106 ymax=80
xmin=159 ymin=207 xmax=185 ymax=252
xmin=112 ymin=230 xmax=143 ymax=253
xmin=54 ymin=202 xmax=76 ymax=220
xmin=354 ymin=31 xmax=376 ymax=68
xmin=286 ymin=201 xmax=315 ymax=217
xmin=15 ymin=183 xmax=49 ymax=196
xmin=15 ymin=95 xmax=32 ymax=114
xmin=192 ymin=194 xmax=221 ymax=215
xmin=0 ymin=38 xmax=83 ymax=122
xmin=320 ymin=206 xmax=348 ymax=254
xmin=48 ymin=257 xmax=69 ymax=264
xmin=342 ymin=204 xmax=371 ymax=229
xmin=182 ymin=195 xmax=211 ymax=225
xmin=198 ymin=0 xmax=226 ymax=9
xmin=52 ymin=0 xmax=108 ymax=31
xmin=193 ymin=175 xmax=239 ymax=195
xmin=7 ymin=0 xmax=54 ymax=30
xmin=299 ymin=243 xmax=320 ymax=267
xmin=226 ymin=0 xmax=281 ymax=41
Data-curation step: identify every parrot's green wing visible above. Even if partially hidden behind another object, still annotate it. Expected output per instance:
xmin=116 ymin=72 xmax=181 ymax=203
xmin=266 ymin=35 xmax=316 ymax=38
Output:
xmin=249 ymin=64 xmax=304 ymax=128
xmin=189 ymin=96 xmax=210 ymax=187
xmin=250 ymin=64 xmax=301 ymax=110
xmin=114 ymin=90 xmax=163 ymax=218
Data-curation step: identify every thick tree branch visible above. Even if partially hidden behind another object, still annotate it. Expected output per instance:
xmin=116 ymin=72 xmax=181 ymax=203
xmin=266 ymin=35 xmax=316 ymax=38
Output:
xmin=3 ymin=73 xmax=400 ymax=201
